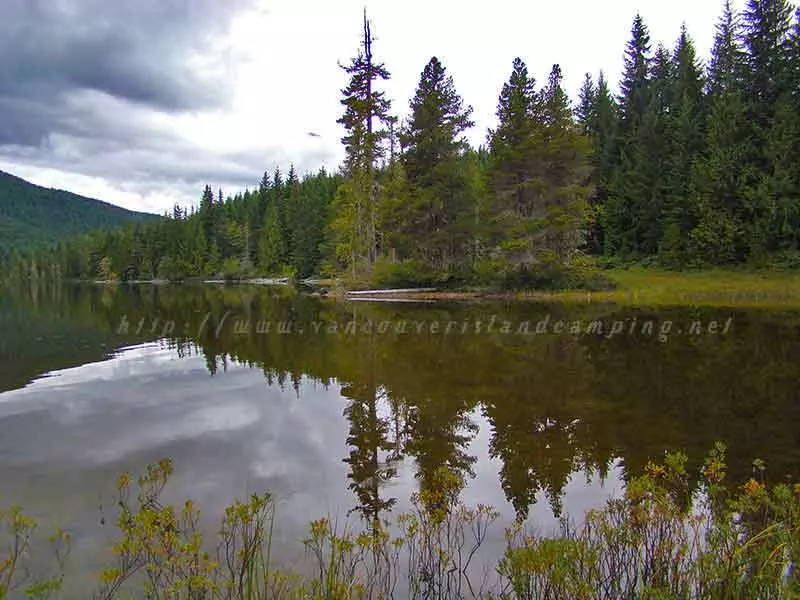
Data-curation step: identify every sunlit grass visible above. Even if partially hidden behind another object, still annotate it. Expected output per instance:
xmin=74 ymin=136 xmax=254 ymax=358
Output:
xmin=521 ymin=267 xmax=800 ymax=308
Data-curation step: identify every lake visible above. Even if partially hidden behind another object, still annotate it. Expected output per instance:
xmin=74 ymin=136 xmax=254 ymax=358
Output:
xmin=1 ymin=282 xmax=799 ymax=595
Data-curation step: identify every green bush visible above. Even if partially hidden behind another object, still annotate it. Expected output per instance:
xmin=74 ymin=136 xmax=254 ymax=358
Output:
xmin=369 ymin=258 xmax=438 ymax=288
xmin=497 ymin=256 xmax=617 ymax=292
xmin=2 ymin=445 xmax=798 ymax=599
xmin=765 ymin=250 xmax=800 ymax=271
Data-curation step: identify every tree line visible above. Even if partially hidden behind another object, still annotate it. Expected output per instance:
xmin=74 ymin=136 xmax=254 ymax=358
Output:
xmin=2 ymin=168 xmax=341 ymax=282
xmin=3 ymin=0 xmax=799 ymax=285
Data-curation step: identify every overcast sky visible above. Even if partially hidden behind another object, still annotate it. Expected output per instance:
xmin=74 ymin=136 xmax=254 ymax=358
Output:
xmin=0 ymin=0 xmax=741 ymax=215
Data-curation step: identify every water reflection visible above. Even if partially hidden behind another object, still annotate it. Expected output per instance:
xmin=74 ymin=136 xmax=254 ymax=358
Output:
xmin=1 ymin=282 xmax=799 ymax=529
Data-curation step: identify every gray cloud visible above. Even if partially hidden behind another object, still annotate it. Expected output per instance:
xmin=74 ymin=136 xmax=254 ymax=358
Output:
xmin=0 ymin=0 xmax=248 ymax=116
xmin=0 ymin=0 xmax=335 ymax=210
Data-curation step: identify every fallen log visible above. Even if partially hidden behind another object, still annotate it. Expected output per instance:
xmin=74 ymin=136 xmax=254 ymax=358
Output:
xmin=346 ymin=288 xmax=438 ymax=296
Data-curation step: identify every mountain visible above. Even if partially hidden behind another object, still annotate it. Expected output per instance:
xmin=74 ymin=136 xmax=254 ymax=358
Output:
xmin=0 ymin=170 xmax=160 ymax=255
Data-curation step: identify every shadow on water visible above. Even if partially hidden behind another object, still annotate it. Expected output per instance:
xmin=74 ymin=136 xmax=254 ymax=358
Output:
xmin=2 ymin=282 xmax=799 ymax=519
xmin=1 ymin=281 xmax=799 ymax=596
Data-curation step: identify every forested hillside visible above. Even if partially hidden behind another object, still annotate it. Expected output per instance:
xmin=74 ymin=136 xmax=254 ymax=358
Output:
xmin=4 ymin=0 xmax=800 ymax=286
xmin=0 ymin=170 xmax=158 ymax=256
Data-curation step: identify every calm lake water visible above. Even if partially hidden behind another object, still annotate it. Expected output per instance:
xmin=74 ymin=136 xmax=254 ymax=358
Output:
xmin=1 ymin=283 xmax=799 ymax=594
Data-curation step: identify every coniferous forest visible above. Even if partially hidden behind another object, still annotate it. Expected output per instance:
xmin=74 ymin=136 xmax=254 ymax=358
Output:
xmin=3 ymin=0 xmax=800 ymax=286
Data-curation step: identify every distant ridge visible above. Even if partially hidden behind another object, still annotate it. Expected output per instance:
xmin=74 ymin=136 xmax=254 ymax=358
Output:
xmin=0 ymin=170 xmax=160 ymax=254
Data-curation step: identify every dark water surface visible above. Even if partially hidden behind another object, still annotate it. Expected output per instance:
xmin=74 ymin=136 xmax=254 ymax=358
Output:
xmin=1 ymin=283 xmax=799 ymax=593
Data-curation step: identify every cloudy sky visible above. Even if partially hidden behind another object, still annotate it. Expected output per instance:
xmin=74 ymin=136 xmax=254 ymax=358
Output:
xmin=0 ymin=0 xmax=740 ymax=215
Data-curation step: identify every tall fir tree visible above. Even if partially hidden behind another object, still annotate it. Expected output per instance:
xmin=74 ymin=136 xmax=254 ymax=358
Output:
xmin=660 ymin=25 xmax=707 ymax=265
xmin=584 ymin=72 xmax=618 ymax=255
xmin=791 ymin=8 xmax=800 ymax=96
xmin=399 ymin=56 xmax=475 ymax=270
xmin=618 ymin=14 xmax=653 ymax=133
xmin=708 ymin=0 xmax=746 ymax=97
xmin=536 ymin=64 xmax=593 ymax=262
xmin=606 ymin=14 xmax=654 ymax=256
xmin=692 ymin=1 xmax=750 ymax=263
xmin=741 ymin=0 xmax=797 ymax=255
xmin=487 ymin=57 xmax=539 ymax=224
xmin=258 ymin=201 xmax=283 ymax=275
xmin=489 ymin=62 xmax=591 ymax=270
xmin=576 ymin=73 xmax=597 ymax=135
xmin=332 ymin=10 xmax=393 ymax=275
xmin=742 ymin=0 xmax=795 ymax=116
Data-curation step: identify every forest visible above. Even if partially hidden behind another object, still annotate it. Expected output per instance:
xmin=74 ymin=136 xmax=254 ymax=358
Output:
xmin=0 ymin=170 xmax=157 ymax=257
xmin=2 ymin=0 xmax=799 ymax=287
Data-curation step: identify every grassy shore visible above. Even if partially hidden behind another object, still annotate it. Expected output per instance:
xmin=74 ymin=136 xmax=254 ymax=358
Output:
xmin=340 ymin=268 xmax=800 ymax=308
xmin=535 ymin=268 xmax=800 ymax=308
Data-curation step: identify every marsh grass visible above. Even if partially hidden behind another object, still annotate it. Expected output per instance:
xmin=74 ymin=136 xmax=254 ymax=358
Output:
xmin=1 ymin=444 xmax=798 ymax=599
xmin=520 ymin=268 xmax=800 ymax=308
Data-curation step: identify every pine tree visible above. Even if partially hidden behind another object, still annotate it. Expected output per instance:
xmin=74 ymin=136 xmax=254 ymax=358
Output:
xmin=708 ymin=0 xmax=746 ymax=97
xmin=199 ymin=184 xmax=215 ymax=246
xmin=606 ymin=15 xmax=654 ymax=256
xmin=660 ymin=25 xmax=707 ymax=265
xmin=742 ymin=0 xmax=795 ymax=117
xmin=489 ymin=62 xmax=591 ymax=270
xmin=399 ymin=56 xmax=475 ymax=269
xmin=258 ymin=201 xmax=283 ymax=275
xmin=576 ymin=73 xmax=597 ymax=134
xmin=334 ymin=10 xmax=393 ymax=275
xmin=488 ymin=57 xmax=539 ymax=223
xmin=536 ymin=65 xmax=593 ymax=262
xmin=741 ymin=0 xmax=797 ymax=255
xmin=692 ymin=1 xmax=750 ymax=264
xmin=791 ymin=8 xmax=800 ymax=96
xmin=618 ymin=14 xmax=653 ymax=132
xmin=271 ymin=167 xmax=290 ymax=266
xmin=541 ymin=64 xmax=572 ymax=131
xmin=584 ymin=72 xmax=618 ymax=255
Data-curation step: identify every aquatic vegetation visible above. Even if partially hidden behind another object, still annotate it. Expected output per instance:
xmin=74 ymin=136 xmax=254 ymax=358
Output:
xmin=1 ymin=444 xmax=798 ymax=599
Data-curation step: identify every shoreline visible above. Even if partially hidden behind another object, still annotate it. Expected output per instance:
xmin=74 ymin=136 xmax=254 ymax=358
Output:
xmin=56 ymin=268 xmax=800 ymax=309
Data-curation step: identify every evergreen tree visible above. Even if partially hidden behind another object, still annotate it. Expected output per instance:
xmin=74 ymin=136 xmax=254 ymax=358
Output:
xmin=618 ymin=14 xmax=653 ymax=132
xmin=541 ymin=64 xmax=572 ymax=130
xmin=271 ymin=167 xmax=290 ymax=266
xmin=399 ymin=56 xmax=475 ymax=270
xmin=585 ymin=72 xmax=618 ymax=255
xmin=258 ymin=201 xmax=283 ymax=275
xmin=692 ymin=1 xmax=750 ymax=263
xmin=489 ymin=61 xmax=591 ymax=271
xmin=742 ymin=0 xmax=795 ymax=118
xmin=660 ymin=26 xmax=707 ymax=265
xmin=576 ymin=73 xmax=597 ymax=134
xmin=487 ymin=57 xmax=539 ymax=224
xmin=333 ymin=10 xmax=393 ymax=275
xmin=606 ymin=15 xmax=654 ymax=256
xmin=741 ymin=0 xmax=797 ymax=255
xmin=199 ymin=185 xmax=215 ymax=247
xmin=535 ymin=65 xmax=593 ymax=262
xmin=708 ymin=0 xmax=746 ymax=97
xmin=792 ymin=8 xmax=800 ymax=95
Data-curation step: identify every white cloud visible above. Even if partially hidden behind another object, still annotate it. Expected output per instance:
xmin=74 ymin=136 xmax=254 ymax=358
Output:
xmin=1 ymin=0 xmax=742 ymax=214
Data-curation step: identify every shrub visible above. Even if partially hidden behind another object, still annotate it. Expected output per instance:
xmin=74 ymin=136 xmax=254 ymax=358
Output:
xmin=2 ymin=445 xmax=798 ymax=599
xmin=497 ymin=256 xmax=617 ymax=292
xmin=369 ymin=259 xmax=438 ymax=289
